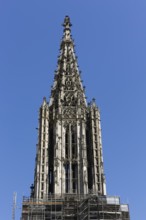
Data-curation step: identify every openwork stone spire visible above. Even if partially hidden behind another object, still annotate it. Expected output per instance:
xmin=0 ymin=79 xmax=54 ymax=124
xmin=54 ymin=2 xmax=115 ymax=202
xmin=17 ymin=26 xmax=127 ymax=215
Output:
xmin=49 ymin=16 xmax=87 ymax=110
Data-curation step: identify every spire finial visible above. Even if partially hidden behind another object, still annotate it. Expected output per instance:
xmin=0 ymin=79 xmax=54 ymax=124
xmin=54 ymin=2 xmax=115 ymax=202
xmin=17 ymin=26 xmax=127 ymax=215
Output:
xmin=62 ymin=16 xmax=72 ymax=41
xmin=63 ymin=15 xmax=72 ymax=29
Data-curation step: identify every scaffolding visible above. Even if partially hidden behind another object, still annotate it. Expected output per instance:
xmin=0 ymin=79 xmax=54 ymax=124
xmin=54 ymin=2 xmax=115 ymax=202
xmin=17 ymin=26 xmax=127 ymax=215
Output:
xmin=21 ymin=194 xmax=130 ymax=220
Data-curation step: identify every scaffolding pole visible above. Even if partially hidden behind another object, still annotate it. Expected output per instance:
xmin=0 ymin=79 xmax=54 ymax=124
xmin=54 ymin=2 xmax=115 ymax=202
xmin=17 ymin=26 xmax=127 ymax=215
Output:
xmin=12 ymin=192 xmax=17 ymax=220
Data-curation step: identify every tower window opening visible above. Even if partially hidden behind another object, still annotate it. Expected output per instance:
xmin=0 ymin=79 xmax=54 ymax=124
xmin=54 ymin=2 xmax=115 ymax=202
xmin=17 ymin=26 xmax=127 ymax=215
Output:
xmin=65 ymin=163 xmax=69 ymax=193
xmin=65 ymin=128 xmax=69 ymax=159
xmin=49 ymin=171 xmax=52 ymax=184
xmin=72 ymin=164 xmax=77 ymax=193
xmin=65 ymin=144 xmax=69 ymax=158
xmin=72 ymin=144 xmax=77 ymax=158
xmin=41 ymin=182 xmax=44 ymax=190
xmin=98 ymin=184 xmax=101 ymax=191
xmin=71 ymin=126 xmax=77 ymax=158
xmin=49 ymin=169 xmax=54 ymax=193
xmin=72 ymin=131 xmax=76 ymax=144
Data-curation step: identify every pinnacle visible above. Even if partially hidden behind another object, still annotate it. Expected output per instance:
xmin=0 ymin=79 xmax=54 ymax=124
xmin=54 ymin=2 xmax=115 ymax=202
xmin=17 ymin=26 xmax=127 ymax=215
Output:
xmin=62 ymin=16 xmax=72 ymax=42
xmin=63 ymin=15 xmax=72 ymax=29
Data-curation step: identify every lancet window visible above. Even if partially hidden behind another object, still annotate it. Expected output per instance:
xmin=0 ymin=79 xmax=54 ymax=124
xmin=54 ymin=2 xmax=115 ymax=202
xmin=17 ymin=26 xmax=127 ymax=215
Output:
xmin=72 ymin=163 xmax=78 ymax=193
xmin=65 ymin=125 xmax=69 ymax=159
xmin=64 ymin=123 xmax=78 ymax=193
xmin=65 ymin=163 xmax=69 ymax=193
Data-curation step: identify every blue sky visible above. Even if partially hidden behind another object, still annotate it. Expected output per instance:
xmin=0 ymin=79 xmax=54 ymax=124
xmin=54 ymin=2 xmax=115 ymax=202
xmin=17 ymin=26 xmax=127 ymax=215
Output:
xmin=0 ymin=1 xmax=146 ymax=219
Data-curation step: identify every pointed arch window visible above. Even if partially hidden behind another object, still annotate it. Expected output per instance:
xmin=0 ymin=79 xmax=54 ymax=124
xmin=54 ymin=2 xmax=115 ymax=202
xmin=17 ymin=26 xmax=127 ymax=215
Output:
xmin=65 ymin=163 xmax=70 ymax=193
xmin=64 ymin=124 xmax=78 ymax=193
xmin=65 ymin=125 xmax=69 ymax=159
xmin=71 ymin=125 xmax=77 ymax=159
xmin=72 ymin=163 xmax=78 ymax=193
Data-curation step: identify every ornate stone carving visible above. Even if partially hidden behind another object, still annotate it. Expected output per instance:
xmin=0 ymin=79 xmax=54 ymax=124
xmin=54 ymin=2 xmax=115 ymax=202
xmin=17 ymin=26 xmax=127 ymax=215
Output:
xmin=63 ymin=120 xmax=76 ymax=128
xmin=63 ymin=91 xmax=77 ymax=106
xmin=64 ymin=77 xmax=74 ymax=90
xmin=62 ymin=107 xmax=76 ymax=119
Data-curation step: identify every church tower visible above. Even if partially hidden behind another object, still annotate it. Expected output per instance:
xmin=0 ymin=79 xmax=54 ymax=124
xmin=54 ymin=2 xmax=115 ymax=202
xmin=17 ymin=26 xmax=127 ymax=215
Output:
xmin=33 ymin=16 xmax=106 ymax=198
xmin=21 ymin=16 xmax=130 ymax=220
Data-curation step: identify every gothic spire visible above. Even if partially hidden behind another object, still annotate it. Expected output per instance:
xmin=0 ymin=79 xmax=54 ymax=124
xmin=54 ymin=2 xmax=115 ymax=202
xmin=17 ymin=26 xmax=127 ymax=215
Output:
xmin=49 ymin=16 xmax=87 ymax=108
